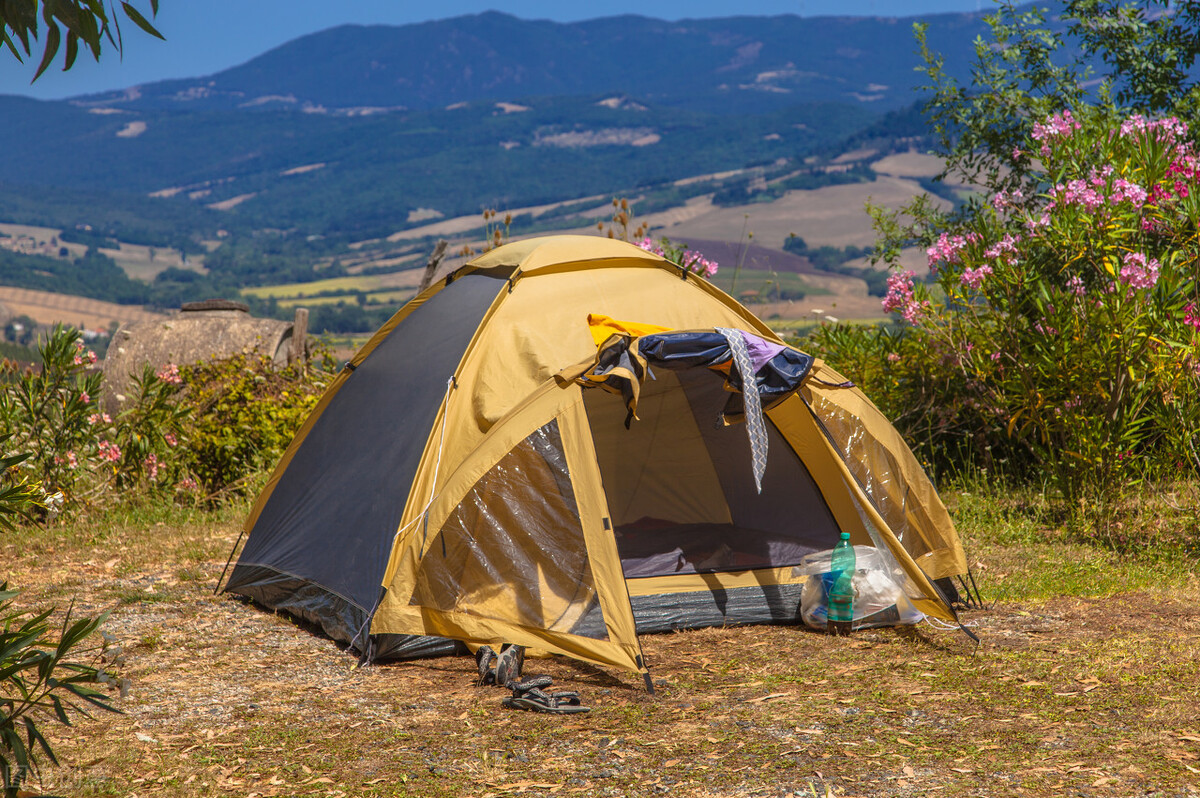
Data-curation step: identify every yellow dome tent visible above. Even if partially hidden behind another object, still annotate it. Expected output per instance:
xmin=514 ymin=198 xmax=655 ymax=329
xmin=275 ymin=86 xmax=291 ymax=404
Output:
xmin=222 ymin=235 xmax=970 ymax=682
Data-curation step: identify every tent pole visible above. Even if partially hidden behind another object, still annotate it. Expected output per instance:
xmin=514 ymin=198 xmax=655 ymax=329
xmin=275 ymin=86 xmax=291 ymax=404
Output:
xmin=213 ymin=528 xmax=247 ymax=595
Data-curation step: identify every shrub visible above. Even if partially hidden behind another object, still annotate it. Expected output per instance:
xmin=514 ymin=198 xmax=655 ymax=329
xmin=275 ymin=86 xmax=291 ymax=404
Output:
xmin=178 ymin=353 xmax=333 ymax=497
xmin=0 ymin=326 xmax=104 ymax=507
xmin=816 ymin=108 xmax=1200 ymax=524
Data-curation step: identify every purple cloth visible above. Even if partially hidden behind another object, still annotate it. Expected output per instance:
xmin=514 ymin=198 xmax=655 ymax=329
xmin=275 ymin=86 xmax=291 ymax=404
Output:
xmin=739 ymin=331 xmax=787 ymax=375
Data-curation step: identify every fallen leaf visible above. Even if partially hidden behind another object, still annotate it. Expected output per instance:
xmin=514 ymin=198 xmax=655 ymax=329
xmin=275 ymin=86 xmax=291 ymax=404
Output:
xmin=747 ymin=692 xmax=791 ymax=703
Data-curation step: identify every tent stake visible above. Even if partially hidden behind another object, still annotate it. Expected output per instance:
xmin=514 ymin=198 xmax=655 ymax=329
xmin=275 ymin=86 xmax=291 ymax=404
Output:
xmin=643 ymin=672 xmax=655 ymax=695
xmin=214 ymin=528 xmax=247 ymax=595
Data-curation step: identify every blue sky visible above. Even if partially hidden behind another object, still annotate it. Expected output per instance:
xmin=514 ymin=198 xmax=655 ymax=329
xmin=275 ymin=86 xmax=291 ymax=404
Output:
xmin=1 ymin=1 xmax=986 ymax=100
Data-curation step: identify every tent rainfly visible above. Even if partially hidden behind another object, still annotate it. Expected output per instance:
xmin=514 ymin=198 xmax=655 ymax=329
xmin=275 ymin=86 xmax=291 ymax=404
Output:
xmin=221 ymin=235 xmax=971 ymax=682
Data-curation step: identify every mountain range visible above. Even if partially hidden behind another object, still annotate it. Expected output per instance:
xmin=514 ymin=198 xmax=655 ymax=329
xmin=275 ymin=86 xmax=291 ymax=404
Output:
xmin=72 ymin=10 xmax=988 ymax=115
xmin=0 ymin=5 xmax=999 ymax=314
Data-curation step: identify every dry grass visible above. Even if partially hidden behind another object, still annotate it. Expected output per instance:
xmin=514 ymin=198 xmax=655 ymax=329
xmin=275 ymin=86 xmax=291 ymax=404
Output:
xmin=2 ymin=489 xmax=1198 ymax=798
xmin=652 ymin=177 xmax=950 ymax=250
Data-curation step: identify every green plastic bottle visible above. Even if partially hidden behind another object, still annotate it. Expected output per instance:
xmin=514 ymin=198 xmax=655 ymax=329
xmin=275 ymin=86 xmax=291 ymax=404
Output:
xmin=827 ymin=532 xmax=855 ymax=636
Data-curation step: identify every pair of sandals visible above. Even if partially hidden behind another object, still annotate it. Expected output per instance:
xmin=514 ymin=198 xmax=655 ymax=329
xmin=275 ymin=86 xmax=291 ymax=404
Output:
xmin=475 ymin=644 xmax=589 ymax=714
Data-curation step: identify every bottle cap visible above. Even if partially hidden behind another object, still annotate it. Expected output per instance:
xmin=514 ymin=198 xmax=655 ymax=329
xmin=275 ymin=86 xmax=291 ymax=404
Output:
xmin=839 ymin=532 xmax=850 ymax=541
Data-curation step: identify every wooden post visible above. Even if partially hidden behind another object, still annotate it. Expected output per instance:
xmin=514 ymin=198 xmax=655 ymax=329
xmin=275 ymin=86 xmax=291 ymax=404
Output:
xmin=419 ymin=239 xmax=449 ymax=294
xmin=289 ymin=307 xmax=309 ymax=369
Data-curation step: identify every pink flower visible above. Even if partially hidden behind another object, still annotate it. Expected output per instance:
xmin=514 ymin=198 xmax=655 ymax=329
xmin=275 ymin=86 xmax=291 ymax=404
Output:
xmin=990 ymin=351 xmax=1002 ymax=362
xmin=97 ymin=440 xmax=121 ymax=463
xmin=1067 ymin=275 xmax=1086 ymax=297
xmin=144 ymin=453 xmax=159 ymax=481
xmin=179 ymin=477 xmax=199 ymax=491
xmin=926 ymin=231 xmax=977 ymax=270
xmin=156 ymin=363 xmax=182 ymax=385
xmin=87 ymin=412 xmax=112 ymax=426
xmin=886 ymin=352 xmax=900 ymax=363
xmin=1119 ymin=252 xmax=1160 ymax=290
xmin=961 ymin=265 xmax=994 ymax=290
xmin=1032 ymin=110 xmax=1081 ymax=144
xmin=984 ymin=234 xmax=1018 ymax=262
xmin=86 ymin=350 xmax=98 ymax=364
xmin=882 ymin=271 xmax=929 ymax=325
xmin=1025 ymin=213 xmax=1050 ymax=231
xmin=1120 ymin=114 xmax=1189 ymax=143
xmin=1184 ymin=302 xmax=1200 ymax=331
xmin=991 ymin=189 xmax=1024 ymax=212
xmin=1109 ymin=178 xmax=1148 ymax=206
xmin=1048 ymin=178 xmax=1105 ymax=213
xmin=73 ymin=355 xmax=83 ymax=366
xmin=79 ymin=392 xmax=91 ymax=405
xmin=164 ymin=432 xmax=177 ymax=447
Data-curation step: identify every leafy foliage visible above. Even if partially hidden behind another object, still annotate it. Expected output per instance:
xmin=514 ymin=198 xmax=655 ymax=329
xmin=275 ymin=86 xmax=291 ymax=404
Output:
xmin=0 ymin=437 xmax=38 ymax=530
xmin=0 ymin=583 xmax=117 ymax=797
xmin=0 ymin=326 xmax=104 ymax=503
xmin=0 ymin=325 xmax=333 ymax=515
xmin=918 ymin=1 xmax=1200 ymax=201
xmin=178 ymin=353 xmax=332 ymax=496
xmin=0 ymin=0 xmax=162 ymax=80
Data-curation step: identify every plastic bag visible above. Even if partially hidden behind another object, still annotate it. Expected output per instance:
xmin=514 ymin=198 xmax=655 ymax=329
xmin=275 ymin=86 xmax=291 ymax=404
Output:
xmin=796 ymin=545 xmax=924 ymax=631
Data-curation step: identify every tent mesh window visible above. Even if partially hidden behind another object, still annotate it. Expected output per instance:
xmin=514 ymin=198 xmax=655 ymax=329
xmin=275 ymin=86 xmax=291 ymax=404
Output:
xmin=410 ymin=420 xmax=607 ymax=639
xmin=808 ymin=393 xmax=933 ymax=561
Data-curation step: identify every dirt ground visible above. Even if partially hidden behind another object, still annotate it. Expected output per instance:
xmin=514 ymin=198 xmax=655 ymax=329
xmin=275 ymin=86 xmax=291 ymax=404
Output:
xmin=6 ymin=519 xmax=1200 ymax=798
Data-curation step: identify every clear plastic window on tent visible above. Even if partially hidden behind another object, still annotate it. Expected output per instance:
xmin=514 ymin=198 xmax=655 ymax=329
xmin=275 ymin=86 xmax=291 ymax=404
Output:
xmin=808 ymin=394 xmax=932 ymax=562
xmin=410 ymin=420 xmax=607 ymax=640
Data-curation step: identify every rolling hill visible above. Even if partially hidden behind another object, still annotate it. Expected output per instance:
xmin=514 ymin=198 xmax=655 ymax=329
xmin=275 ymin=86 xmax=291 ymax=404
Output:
xmin=0 ymin=7 xmax=992 ymax=330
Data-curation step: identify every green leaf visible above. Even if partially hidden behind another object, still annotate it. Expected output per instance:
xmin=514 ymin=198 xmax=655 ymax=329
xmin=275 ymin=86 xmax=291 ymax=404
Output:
xmin=120 ymin=2 xmax=164 ymax=40
xmin=32 ymin=21 xmax=61 ymax=81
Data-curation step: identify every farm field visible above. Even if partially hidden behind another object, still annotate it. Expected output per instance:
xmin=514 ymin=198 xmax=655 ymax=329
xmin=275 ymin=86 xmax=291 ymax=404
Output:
xmin=240 ymin=270 xmax=424 ymax=301
xmin=99 ymin=241 xmax=206 ymax=281
xmin=0 ymin=285 xmax=164 ymax=331
xmin=0 ymin=222 xmax=204 ymax=280
xmin=274 ymin=289 xmax=418 ymax=309
xmin=654 ymin=175 xmax=950 ymax=250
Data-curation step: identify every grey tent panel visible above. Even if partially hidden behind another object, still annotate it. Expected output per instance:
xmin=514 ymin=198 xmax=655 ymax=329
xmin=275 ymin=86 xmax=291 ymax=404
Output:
xmin=677 ymin=367 xmax=842 ymax=555
xmin=227 ymin=565 xmax=468 ymax=660
xmin=227 ymin=273 xmax=505 ymax=614
xmin=569 ymin=584 xmax=806 ymax=637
